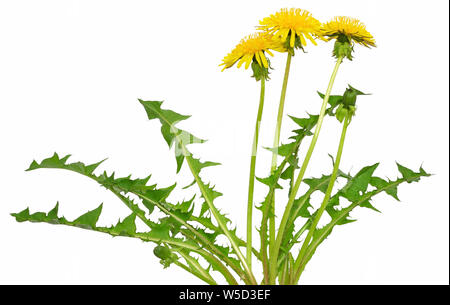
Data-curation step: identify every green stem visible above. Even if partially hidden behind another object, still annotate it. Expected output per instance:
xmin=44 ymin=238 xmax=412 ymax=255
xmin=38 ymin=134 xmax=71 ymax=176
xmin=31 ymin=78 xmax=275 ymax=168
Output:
xmin=191 ymin=215 xmax=261 ymax=261
xmin=106 ymin=190 xmax=234 ymax=284
xmin=114 ymin=185 xmax=241 ymax=284
xmin=247 ymin=77 xmax=266 ymax=269
xmin=180 ymin=230 xmax=240 ymax=285
xmin=173 ymin=260 xmax=217 ymax=285
xmin=135 ymin=190 xmax=245 ymax=283
xmin=269 ymin=52 xmax=292 ymax=254
xmin=278 ymin=220 xmax=310 ymax=264
xmin=150 ymin=106 xmax=256 ymax=284
xmin=184 ymin=152 xmax=257 ymax=285
xmin=176 ymin=250 xmax=218 ymax=285
xmin=279 ymin=258 xmax=289 ymax=285
xmin=268 ymin=56 xmax=344 ymax=284
xmin=293 ymin=112 xmax=351 ymax=279
xmin=260 ymin=137 xmax=302 ymax=284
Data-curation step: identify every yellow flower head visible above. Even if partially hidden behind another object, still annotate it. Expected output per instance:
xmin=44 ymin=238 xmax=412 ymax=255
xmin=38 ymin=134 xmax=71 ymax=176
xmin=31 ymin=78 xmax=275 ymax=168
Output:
xmin=258 ymin=8 xmax=323 ymax=49
xmin=220 ymin=32 xmax=283 ymax=71
xmin=322 ymin=16 xmax=376 ymax=48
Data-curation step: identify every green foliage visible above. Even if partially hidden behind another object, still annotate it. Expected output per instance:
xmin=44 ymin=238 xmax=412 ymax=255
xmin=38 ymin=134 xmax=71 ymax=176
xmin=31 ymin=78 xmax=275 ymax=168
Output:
xmin=12 ymin=202 xmax=133 ymax=237
xmin=139 ymin=100 xmax=206 ymax=173
xmin=138 ymin=101 xmax=234 ymax=241
xmin=12 ymin=73 xmax=430 ymax=286
xmin=18 ymin=152 xmax=246 ymax=282
xmin=301 ymin=164 xmax=431 ymax=267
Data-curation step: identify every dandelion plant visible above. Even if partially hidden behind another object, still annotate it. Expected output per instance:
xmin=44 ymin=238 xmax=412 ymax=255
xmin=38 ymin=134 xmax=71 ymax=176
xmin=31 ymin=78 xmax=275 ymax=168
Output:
xmin=12 ymin=8 xmax=430 ymax=285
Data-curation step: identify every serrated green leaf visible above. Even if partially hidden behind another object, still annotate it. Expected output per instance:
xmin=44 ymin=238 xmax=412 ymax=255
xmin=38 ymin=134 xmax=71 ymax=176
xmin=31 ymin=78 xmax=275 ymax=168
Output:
xmin=142 ymin=184 xmax=176 ymax=203
xmin=111 ymin=213 xmax=137 ymax=236
xmin=302 ymin=165 xmax=431 ymax=273
xmin=370 ymin=177 xmax=400 ymax=201
xmin=340 ymin=163 xmax=379 ymax=202
xmin=256 ymin=176 xmax=283 ymax=189
xmin=73 ymin=204 xmax=103 ymax=229
xmin=27 ymin=153 xmax=106 ymax=177
xmin=303 ymin=175 xmax=332 ymax=194
xmin=360 ymin=200 xmax=381 ymax=213
xmin=280 ymin=164 xmax=295 ymax=180
xmin=47 ymin=202 xmax=59 ymax=219
xmin=289 ymin=114 xmax=319 ymax=130
xmin=26 ymin=153 xmax=71 ymax=171
xmin=139 ymin=100 xmax=206 ymax=173
xmin=317 ymin=91 xmax=343 ymax=108
xmin=146 ymin=222 xmax=172 ymax=241
xmin=11 ymin=207 xmax=30 ymax=222
xmin=292 ymin=195 xmax=312 ymax=218
xmin=397 ymin=163 xmax=422 ymax=183
xmin=182 ymin=180 xmax=196 ymax=190
xmin=190 ymin=157 xmax=221 ymax=174
xmin=264 ymin=142 xmax=297 ymax=157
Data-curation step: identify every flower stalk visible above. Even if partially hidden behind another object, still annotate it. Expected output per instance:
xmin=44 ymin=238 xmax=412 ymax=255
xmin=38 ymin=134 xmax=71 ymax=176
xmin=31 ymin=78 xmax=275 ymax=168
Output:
xmin=293 ymin=111 xmax=352 ymax=282
xmin=268 ymin=51 xmax=292 ymax=253
xmin=269 ymin=56 xmax=344 ymax=284
xmin=246 ymin=77 xmax=266 ymax=268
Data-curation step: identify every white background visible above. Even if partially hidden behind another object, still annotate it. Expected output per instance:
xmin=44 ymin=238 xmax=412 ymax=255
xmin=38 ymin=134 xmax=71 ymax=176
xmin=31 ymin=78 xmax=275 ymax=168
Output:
xmin=0 ymin=0 xmax=448 ymax=285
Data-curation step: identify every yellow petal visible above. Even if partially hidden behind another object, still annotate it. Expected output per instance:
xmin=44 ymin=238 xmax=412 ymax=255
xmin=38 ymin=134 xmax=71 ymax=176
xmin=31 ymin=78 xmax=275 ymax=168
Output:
xmin=279 ymin=28 xmax=290 ymax=42
xmin=290 ymin=30 xmax=296 ymax=48
xmin=259 ymin=51 xmax=268 ymax=68
xmin=244 ymin=56 xmax=252 ymax=69
xmin=304 ymin=32 xmax=317 ymax=46
xmin=298 ymin=33 xmax=306 ymax=47
xmin=237 ymin=57 xmax=245 ymax=68
xmin=254 ymin=52 xmax=262 ymax=66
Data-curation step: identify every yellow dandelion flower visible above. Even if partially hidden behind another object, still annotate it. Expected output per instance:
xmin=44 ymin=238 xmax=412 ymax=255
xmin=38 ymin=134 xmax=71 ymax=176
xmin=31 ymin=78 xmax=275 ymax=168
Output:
xmin=220 ymin=32 xmax=283 ymax=71
xmin=258 ymin=8 xmax=323 ymax=49
xmin=322 ymin=16 xmax=376 ymax=47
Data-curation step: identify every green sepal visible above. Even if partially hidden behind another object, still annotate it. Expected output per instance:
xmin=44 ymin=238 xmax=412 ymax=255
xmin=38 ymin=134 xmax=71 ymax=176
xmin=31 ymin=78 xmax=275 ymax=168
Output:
xmin=251 ymin=59 xmax=270 ymax=81
xmin=282 ymin=31 xmax=305 ymax=54
xmin=333 ymin=35 xmax=354 ymax=60
xmin=342 ymin=85 xmax=368 ymax=107
xmin=328 ymin=85 xmax=368 ymax=122
xmin=335 ymin=104 xmax=347 ymax=123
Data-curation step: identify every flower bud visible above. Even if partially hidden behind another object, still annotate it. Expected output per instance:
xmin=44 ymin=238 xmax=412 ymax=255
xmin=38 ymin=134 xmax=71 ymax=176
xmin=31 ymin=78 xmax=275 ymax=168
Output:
xmin=342 ymin=87 xmax=358 ymax=107
xmin=335 ymin=85 xmax=367 ymax=123
xmin=153 ymin=245 xmax=172 ymax=260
